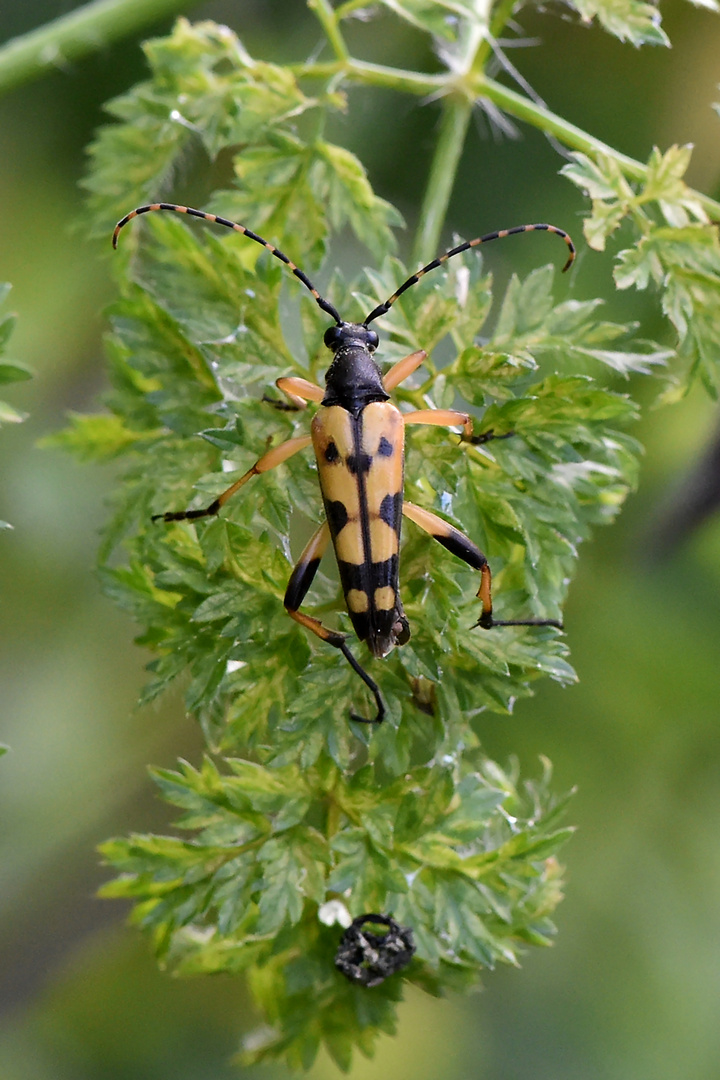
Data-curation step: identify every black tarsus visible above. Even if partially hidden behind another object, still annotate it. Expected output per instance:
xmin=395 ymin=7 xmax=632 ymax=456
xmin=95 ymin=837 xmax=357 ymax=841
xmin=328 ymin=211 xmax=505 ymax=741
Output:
xmin=338 ymin=640 xmax=386 ymax=724
xmin=261 ymin=393 xmax=302 ymax=413
xmin=475 ymin=614 xmax=564 ymax=630
xmin=491 ymin=617 xmax=564 ymax=629
xmin=151 ymin=499 xmax=220 ymax=523
xmin=462 ymin=428 xmax=516 ymax=446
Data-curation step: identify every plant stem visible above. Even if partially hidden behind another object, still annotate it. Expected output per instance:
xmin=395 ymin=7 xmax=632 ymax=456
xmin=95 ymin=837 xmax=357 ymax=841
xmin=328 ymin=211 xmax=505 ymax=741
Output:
xmin=293 ymin=58 xmax=720 ymax=221
xmin=474 ymin=0 xmax=520 ymax=71
xmin=307 ymin=0 xmax=349 ymax=61
xmin=482 ymin=74 xmax=646 ymax=176
xmin=411 ymin=98 xmax=473 ymax=264
xmin=411 ymin=1 xmax=491 ymax=263
xmin=0 ymin=0 xmax=191 ymax=96
xmin=292 ymin=57 xmax=445 ymax=95
xmin=479 ymin=73 xmax=720 ymax=217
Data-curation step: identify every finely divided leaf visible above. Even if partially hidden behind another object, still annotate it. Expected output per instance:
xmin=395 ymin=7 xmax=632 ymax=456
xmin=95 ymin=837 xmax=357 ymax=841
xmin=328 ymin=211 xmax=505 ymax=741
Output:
xmin=569 ymin=0 xmax=670 ymax=45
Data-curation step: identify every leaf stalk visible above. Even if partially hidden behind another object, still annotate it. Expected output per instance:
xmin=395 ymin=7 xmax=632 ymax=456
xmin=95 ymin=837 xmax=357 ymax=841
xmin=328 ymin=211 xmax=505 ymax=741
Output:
xmin=0 ymin=0 xmax=190 ymax=96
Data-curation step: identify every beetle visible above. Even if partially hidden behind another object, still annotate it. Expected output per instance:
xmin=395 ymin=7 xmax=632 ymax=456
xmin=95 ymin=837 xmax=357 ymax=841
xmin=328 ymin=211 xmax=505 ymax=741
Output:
xmin=113 ymin=203 xmax=575 ymax=724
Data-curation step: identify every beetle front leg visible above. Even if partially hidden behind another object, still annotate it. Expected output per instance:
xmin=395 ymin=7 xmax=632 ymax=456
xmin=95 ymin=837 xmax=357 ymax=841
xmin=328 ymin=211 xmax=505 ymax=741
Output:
xmin=264 ymin=375 xmax=325 ymax=412
xmin=284 ymin=522 xmax=386 ymax=725
xmin=382 ymin=349 xmax=427 ymax=391
xmin=153 ymin=434 xmax=312 ymax=522
xmin=402 ymin=408 xmax=513 ymax=445
xmin=402 ymin=501 xmax=562 ymax=630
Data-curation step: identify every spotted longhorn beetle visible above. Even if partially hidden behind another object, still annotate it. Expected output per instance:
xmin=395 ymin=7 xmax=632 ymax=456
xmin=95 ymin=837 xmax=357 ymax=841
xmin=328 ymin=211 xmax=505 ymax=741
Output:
xmin=113 ymin=203 xmax=575 ymax=724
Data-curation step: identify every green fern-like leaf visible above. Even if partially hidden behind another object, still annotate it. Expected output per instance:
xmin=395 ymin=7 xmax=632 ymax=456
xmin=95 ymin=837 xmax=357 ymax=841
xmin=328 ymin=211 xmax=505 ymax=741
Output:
xmin=61 ymin=8 xmax=712 ymax=1070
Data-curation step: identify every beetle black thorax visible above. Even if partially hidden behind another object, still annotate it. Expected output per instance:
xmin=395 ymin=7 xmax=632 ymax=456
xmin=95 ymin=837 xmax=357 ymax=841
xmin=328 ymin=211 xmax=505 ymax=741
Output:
xmin=322 ymin=322 xmax=389 ymax=415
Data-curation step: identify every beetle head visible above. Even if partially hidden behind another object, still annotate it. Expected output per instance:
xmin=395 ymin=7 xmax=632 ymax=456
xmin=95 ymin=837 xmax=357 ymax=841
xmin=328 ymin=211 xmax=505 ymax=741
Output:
xmin=324 ymin=322 xmax=379 ymax=354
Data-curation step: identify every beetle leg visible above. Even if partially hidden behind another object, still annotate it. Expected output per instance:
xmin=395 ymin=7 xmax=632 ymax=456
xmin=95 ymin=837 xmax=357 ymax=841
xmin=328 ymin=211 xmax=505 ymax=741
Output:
xmin=402 ymin=500 xmax=493 ymax=623
xmin=264 ymin=375 xmax=325 ymax=412
xmin=153 ymin=434 xmax=312 ymax=522
xmin=402 ymin=501 xmax=562 ymax=630
xmin=385 ymin=356 xmax=512 ymax=441
xmin=402 ymin=408 xmax=513 ymax=444
xmin=284 ymin=522 xmax=385 ymax=725
xmin=382 ymin=349 xmax=427 ymax=391
xmin=402 ymin=408 xmax=474 ymax=439
xmin=383 ymin=356 xmax=513 ymax=441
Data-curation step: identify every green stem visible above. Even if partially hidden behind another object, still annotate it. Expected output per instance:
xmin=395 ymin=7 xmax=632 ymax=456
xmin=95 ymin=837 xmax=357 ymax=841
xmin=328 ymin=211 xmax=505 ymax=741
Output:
xmin=292 ymin=57 xmax=445 ymax=95
xmin=412 ymin=98 xmax=473 ymax=264
xmin=481 ymin=75 xmax=646 ymax=177
xmin=307 ymin=0 xmax=349 ymax=61
xmin=474 ymin=0 xmax=520 ymax=71
xmin=411 ymin=1 xmax=491 ymax=263
xmin=479 ymin=73 xmax=720 ymax=217
xmin=0 ymin=0 xmax=192 ymax=96
xmin=293 ymin=58 xmax=720 ymax=221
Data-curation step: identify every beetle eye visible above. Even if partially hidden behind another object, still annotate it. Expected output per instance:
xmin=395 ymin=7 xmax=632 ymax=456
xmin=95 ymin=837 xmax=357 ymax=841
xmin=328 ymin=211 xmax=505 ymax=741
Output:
xmin=366 ymin=329 xmax=379 ymax=351
xmin=324 ymin=325 xmax=342 ymax=350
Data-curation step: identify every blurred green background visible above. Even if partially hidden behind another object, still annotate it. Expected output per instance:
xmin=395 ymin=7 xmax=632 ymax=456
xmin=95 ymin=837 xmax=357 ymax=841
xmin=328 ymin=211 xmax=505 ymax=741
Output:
xmin=2 ymin=2 xmax=720 ymax=1077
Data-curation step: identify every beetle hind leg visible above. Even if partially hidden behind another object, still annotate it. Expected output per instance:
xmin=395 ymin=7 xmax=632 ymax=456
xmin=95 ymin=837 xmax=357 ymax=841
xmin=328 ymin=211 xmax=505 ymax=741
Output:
xmin=402 ymin=501 xmax=562 ymax=630
xmin=284 ymin=522 xmax=385 ymax=724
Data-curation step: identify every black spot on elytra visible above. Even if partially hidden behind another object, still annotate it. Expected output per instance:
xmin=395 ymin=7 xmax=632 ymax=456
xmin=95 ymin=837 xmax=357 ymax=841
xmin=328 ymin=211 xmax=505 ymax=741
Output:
xmin=337 ymin=561 xmax=365 ymax=590
xmin=377 ymin=436 xmax=393 ymax=457
xmin=372 ymin=555 xmax=398 ymax=589
xmin=324 ymin=441 xmax=340 ymax=463
xmin=346 ymin=452 xmax=372 ymax=475
xmin=326 ymin=500 xmax=349 ymax=535
xmin=347 ymin=610 xmax=370 ymax=643
xmin=337 ymin=555 xmax=399 ymax=593
xmin=379 ymin=492 xmax=402 ymax=533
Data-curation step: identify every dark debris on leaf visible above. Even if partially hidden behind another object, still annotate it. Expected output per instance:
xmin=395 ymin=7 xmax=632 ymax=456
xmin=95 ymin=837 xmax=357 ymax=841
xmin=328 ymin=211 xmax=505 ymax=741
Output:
xmin=335 ymin=914 xmax=415 ymax=988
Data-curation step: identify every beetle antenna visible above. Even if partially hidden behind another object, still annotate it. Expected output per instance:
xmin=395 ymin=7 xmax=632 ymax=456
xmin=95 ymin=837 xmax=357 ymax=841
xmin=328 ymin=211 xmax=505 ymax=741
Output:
xmin=363 ymin=223 xmax=575 ymax=326
xmin=113 ymin=202 xmax=343 ymax=325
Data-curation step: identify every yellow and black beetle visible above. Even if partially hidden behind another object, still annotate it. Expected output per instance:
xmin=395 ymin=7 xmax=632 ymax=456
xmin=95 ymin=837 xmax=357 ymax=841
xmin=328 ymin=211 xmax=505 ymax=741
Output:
xmin=114 ymin=203 xmax=575 ymax=724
